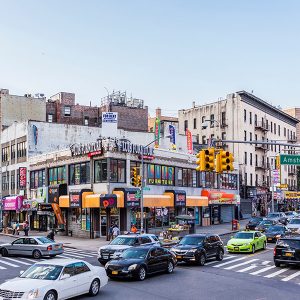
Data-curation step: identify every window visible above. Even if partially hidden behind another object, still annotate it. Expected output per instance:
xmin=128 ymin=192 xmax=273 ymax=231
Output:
xmin=244 ymin=152 xmax=247 ymax=165
xmin=64 ymin=106 xmax=71 ymax=116
xmin=250 ymin=153 xmax=253 ymax=166
xmin=278 ymin=125 xmax=280 ymax=136
xmin=244 ymin=109 xmax=247 ymax=122
xmin=147 ymin=164 xmax=175 ymax=186
xmin=254 ymin=114 xmax=257 ymax=126
xmin=270 ymin=122 xmax=273 ymax=133
xmin=284 ymin=127 xmax=286 ymax=137
xmin=63 ymin=264 xmax=75 ymax=276
xmin=221 ymin=112 xmax=226 ymax=125
xmin=17 ymin=142 xmax=26 ymax=158
xmin=1 ymin=146 xmax=9 ymax=162
xmin=2 ymin=172 xmax=9 ymax=191
xmin=255 ymin=134 xmax=257 ymax=141
xmin=11 ymin=173 xmax=15 ymax=190
xmin=221 ymin=132 xmax=226 ymax=140
xmin=249 ymin=132 xmax=252 ymax=144
xmin=244 ymin=131 xmax=247 ymax=141
xmin=30 ymin=169 xmax=45 ymax=189
xmin=110 ymin=159 xmax=126 ymax=183
xmin=274 ymin=123 xmax=276 ymax=134
xmin=74 ymin=262 xmax=90 ymax=274
xmin=244 ymin=173 xmax=247 ymax=186
xmin=69 ymin=162 xmax=90 ymax=185
xmin=48 ymin=166 xmax=66 ymax=185
xmin=201 ymin=116 xmax=206 ymax=123
xmin=255 ymin=174 xmax=258 ymax=185
xmin=141 ymin=236 xmax=152 ymax=244
xmin=202 ymin=135 xmax=206 ymax=145
xmin=94 ymin=160 xmax=108 ymax=183
xmin=184 ymin=120 xmax=188 ymax=132
xmin=11 ymin=144 xmax=15 ymax=160
xmin=48 ymin=114 xmax=53 ymax=123
xmin=210 ymin=114 xmax=214 ymax=128
xmin=250 ymin=174 xmax=253 ymax=186
xmin=193 ymin=118 xmax=197 ymax=129
xmin=84 ymin=116 xmax=89 ymax=126
xmin=219 ymin=173 xmax=238 ymax=190
xmin=178 ymin=168 xmax=195 ymax=187
xmin=249 ymin=112 xmax=252 ymax=124
xmin=255 ymin=154 xmax=258 ymax=166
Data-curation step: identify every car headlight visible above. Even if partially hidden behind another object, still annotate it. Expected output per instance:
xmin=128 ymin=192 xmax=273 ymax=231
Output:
xmin=254 ymin=227 xmax=258 ymax=230
xmin=170 ymin=247 xmax=176 ymax=252
xmin=128 ymin=264 xmax=138 ymax=271
xmin=243 ymin=243 xmax=250 ymax=246
xmin=188 ymin=249 xmax=198 ymax=253
xmin=28 ymin=289 xmax=39 ymax=299
xmin=275 ymin=235 xmax=281 ymax=238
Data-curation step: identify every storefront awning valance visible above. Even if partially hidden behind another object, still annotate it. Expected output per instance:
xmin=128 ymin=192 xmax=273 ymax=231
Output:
xmin=59 ymin=195 xmax=70 ymax=208
xmin=113 ymin=191 xmax=125 ymax=208
xmin=83 ymin=193 xmax=123 ymax=208
xmin=186 ymin=196 xmax=208 ymax=207
xmin=143 ymin=194 xmax=173 ymax=207
xmin=113 ymin=188 xmax=140 ymax=208
xmin=164 ymin=190 xmax=186 ymax=207
xmin=201 ymin=190 xmax=237 ymax=205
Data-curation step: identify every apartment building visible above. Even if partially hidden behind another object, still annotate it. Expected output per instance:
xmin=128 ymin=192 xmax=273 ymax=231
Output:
xmin=283 ymin=107 xmax=300 ymax=142
xmin=178 ymin=90 xmax=299 ymax=215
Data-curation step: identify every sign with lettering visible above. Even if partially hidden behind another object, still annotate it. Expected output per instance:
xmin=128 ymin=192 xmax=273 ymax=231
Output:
xmin=126 ymin=191 xmax=140 ymax=208
xmin=19 ymin=167 xmax=27 ymax=188
xmin=69 ymin=192 xmax=80 ymax=208
xmin=102 ymin=112 xmax=118 ymax=123
xmin=70 ymin=141 xmax=102 ymax=157
xmin=48 ymin=186 xmax=59 ymax=204
xmin=100 ymin=194 xmax=117 ymax=208
xmin=280 ymin=154 xmax=300 ymax=165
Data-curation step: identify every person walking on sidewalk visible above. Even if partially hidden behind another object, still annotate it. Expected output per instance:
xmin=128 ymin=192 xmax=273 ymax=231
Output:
xmin=23 ymin=221 xmax=29 ymax=236
xmin=47 ymin=229 xmax=55 ymax=241
xmin=112 ymin=225 xmax=120 ymax=239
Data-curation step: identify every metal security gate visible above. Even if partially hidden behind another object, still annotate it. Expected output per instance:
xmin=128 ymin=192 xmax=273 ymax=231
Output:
xmin=220 ymin=205 xmax=233 ymax=223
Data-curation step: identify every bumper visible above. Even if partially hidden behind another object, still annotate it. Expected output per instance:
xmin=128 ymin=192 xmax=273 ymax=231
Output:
xmin=41 ymin=249 xmax=64 ymax=256
xmin=227 ymin=245 xmax=252 ymax=253
xmin=98 ymin=257 xmax=110 ymax=265
xmin=106 ymin=268 xmax=138 ymax=279
xmin=174 ymin=254 xmax=197 ymax=263
xmin=274 ymin=258 xmax=300 ymax=266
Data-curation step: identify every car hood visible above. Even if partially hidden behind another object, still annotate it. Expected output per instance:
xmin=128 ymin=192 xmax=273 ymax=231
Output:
xmin=265 ymin=231 xmax=282 ymax=236
xmin=109 ymin=258 xmax=144 ymax=267
xmin=228 ymin=238 xmax=253 ymax=245
xmin=0 ymin=278 xmax=53 ymax=292
xmin=173 ymin=245 xmax=199 ymax=251
xmin=100 ymin=245 xmax=131 ymax=251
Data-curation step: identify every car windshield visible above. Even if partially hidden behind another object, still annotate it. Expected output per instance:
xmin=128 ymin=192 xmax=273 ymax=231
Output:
xmin=179 ymin=236 xmax=205 ymax=245
xmin=20 ymin=264 xmax=63 ymax=280
xmin=234 ymin=232 xmax=254 ymax=239
xmin=277 ymin=239 xmax=300 ymax=249
xmin=267 ymin=226 xmax=284 ymax=232
xmin=110 ymin=237 xmax=136 ymax=246
xmin=37 ymin=237 xmax=54 ymax=244
xmin=285 ymin=212 xmax=295 ymax=216
xmin=289 ymin=219 xmax=300 ymax=224
xmin=121 ymin=248 xmax=148 ymax=259
xmin=267 ymin=213 xmax=280 ymax=218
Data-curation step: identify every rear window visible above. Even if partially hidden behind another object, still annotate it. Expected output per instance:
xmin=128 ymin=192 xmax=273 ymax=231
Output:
xmin=110 ymin=237 xmax=136 ymax=246
xmin=277 ymin=239 xmax=300 ymax=248
xmin=37 ymin=237 xmax=54 ymax=244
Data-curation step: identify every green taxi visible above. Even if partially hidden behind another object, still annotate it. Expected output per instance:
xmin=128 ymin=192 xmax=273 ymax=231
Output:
xmin=227 ymin=231 xmax=267 ymax=254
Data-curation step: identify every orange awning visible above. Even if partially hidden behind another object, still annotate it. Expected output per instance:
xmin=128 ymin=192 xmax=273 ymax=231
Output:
xmin=113 ymin=191 xmax=124 ymax=208
xmin=186 ymin=196 xmax=208 ymax=207
xmin=59 ymin=195 xmax=69 ymax=208
xmin=84 ymin=194 xmax=101 ymax=208
xmin=143 ymin=194 xmax=173 ymax=207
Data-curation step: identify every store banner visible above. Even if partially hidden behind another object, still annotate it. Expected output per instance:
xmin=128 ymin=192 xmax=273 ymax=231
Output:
xmin=186 ymin=129 xmax=193 ymax=154
xmin=51 ymin=203 xmax=65 ymax=225
xmin=169 ymin=125 xmax=176 ymax=150
xmin=48 ymin=184 xmax=67 ymax=204
xmin=100 ymin=194 xmax=117 ymax=208
xmin=2 ymin=196 xmax=24 ymax=211
xmin=19 ymin=167 xmax=27 ymax=188
xmin=69 ymin=191 xmax=81 ymax=208
xmin=154 ymin=117 xmax=161 ymax=148
xmin=201 ymin=190 xmax=236 ymax=205
xmin=125 ymin=191 xmax=140 ymax=208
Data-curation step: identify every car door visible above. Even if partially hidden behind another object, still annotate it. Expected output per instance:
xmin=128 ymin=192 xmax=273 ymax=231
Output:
xmin=141 ymin=236 xmax=153 ymax=246
xmin=21 ymin=238 xmax=35 ymax=257
xmin=203 ymin=236 xmax=214 ymax=257
xmin=154 ymin=247 xmax=168 ymax=271
xmin=58 ymin=263 xmax=78 ymax=299
xmin=74 ymin=262 xmax=93 ymax=295
xmin=9 ymin=238 xmax=25 ymax=255
xmin=147 ymin=248 xmax=160 ymax=273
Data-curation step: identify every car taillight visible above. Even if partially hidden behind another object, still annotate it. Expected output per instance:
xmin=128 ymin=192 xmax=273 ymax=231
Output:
xmin=273 ymin=247 xmax=276 ymax=256
xmin=47 ymin=245 xmax=52 ymax=251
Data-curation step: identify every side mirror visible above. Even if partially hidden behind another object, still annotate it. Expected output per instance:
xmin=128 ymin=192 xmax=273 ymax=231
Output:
xmin=60 ymin=273 xmax=71 ymax=280
xmin=19 ymin=270 xmax=24 ymax=276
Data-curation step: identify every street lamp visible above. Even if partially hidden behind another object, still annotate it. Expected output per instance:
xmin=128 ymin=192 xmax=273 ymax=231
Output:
xmin=140 ymin=135 xmax=172 ymax=233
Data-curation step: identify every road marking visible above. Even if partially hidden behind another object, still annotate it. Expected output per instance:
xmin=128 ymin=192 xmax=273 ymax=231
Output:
xmin=264 ymin=268 xmax=289 ymax=278
xmin=205 ymin=256 xmax=234 ymax=265
xmin=261 ymin=261 xmax=271 ymax=265
xmin=224 ymin=259 xmax=259 ymax=270
xmin=237 ymin=265 xmax=258 ymax=273
xmin=213 ymin=257 xmax=246 ymax=268
xmin=64 ymin=250 xmax=94 ymax=258
xmin=59 ymin=253 xmax=87 ymax=259
xmin=281 ymin=270 xmax=300 ymax=282
xmin=0 ymin=259 xmax=19 ymax=267
xmin=2 ymin=257 xmax=31 ymax=265
xmin=0 ymin=265 xmax=6 ymax=270
xmin=250 ymin=265 xmax=276 ymax=275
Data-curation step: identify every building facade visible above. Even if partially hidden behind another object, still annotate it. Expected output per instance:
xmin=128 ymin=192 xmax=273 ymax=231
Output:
xmin=178 ymin=91 xmax=299 ymax=216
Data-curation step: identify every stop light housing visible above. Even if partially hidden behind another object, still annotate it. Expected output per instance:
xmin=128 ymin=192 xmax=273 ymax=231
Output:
xmin=136 ymin=175 xmax=142 ymax=187
xmin=131 ymin=167 xmax=138 ymax=186
xmin=196 ymin=150 xmax=205 ymax=171
xmin=217 ymin=150 xmax=234 ymax=172
xmin=204 ymin=148 xmax=215 ymax=171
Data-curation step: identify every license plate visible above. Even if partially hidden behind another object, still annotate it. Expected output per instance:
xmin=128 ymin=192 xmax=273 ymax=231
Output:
xmin=284 ymin=252 xmax=293 ymax=257
xmin=102 ymin=256 xmax=108 ymax=259
xmin=176 ymin=255 xmax=182 ymax=259
xmin=234 ymin=247 xmax=239 ymax=251
xmin=112 ymin=271 xmax=118 ymax=275
xmin=268 ymin=238 xmax=272 ymax=241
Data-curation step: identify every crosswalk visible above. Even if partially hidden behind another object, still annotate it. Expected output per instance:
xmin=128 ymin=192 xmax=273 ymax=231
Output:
xmin=204 ymin=254 xmax=300 ymax=284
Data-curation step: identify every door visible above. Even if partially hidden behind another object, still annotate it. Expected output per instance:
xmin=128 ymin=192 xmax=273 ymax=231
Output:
xmin=9 ymin=238 xmax=25 ymax=255
xmin=22 ymin=238 xmax=36 ymax=257
xmin=254 ymin=232 xmax=261 ymax=249
xmin=58 ymin=263 xmax=78 ymax=299
xmin=203 ymin=236 xmax=214 ymax=257
xmin=147 ymin=248 xmax=160 ymax=273
xmin=220 ymin=205 xmax=233 ymax=223
xmin=74 ymin=262 xmax=93 ymax=294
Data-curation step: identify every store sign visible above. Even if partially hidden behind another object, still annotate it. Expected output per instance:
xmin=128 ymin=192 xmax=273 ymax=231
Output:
xmin=52 ymin=203 xmax=65 ymax=225
xmin=2 ymin=196 xmax=24 ymax=211
xmin=48 ymin=186 xmax=59 ymax=204
xmin=70 ymin=192 xmax=81 ymax=208
xmin=201 ymin=190 xmax=237 ymax=205
xmin=126 ymin=192 xmax=140 ymax=208
xmin=175 ymin=194 xmax=186 ymax=207
xmin=19 ymin=167 xmax=27 ymax=188
xmin=100 ymin=194 xmax=117 ymax=208
xmin=102 ymin=112 xmax=118 ymax=123
xmin=70 ymin=141 xmax=102 ymax=157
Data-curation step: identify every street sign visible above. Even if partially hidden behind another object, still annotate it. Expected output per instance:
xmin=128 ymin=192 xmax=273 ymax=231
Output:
xmin=135 ymin=190 xmax=141 ymax=199
xmin=279 ymin=184 xmax=288 ymax=189
xmin=280 ymin=154 xmax=300 ymax=165
xmin=143 ymin=187 xmax=150 ymax=191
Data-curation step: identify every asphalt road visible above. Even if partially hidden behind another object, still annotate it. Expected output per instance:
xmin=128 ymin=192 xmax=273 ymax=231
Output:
xmin=0 ymin=235 xmax=300 ymax=300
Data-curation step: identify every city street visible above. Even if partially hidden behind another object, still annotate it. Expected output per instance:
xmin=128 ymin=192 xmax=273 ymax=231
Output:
xmin=1 ymin=235 xmax=300 ymax=300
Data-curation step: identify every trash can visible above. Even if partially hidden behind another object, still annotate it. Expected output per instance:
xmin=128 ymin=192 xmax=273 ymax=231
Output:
xmin=232 ymin=219 xmax=239 ymax=231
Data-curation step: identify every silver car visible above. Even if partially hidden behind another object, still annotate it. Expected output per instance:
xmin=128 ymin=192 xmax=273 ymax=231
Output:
xmin=0 ymin=236 xmax=64 ymax=259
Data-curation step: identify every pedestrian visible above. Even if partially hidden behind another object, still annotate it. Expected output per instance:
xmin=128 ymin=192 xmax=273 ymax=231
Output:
xmin=109 ymin=224 xmax=114 ymax=241
xmin=12 ymin=222 xmax=17 ymax=235
xmin=130 ymin=223 xmax=138 ymax=233
xmin=47 ymin=228 xmax=55 ymax=241
xmin=112 ymin=225 xmax=120 ymax=239
xmin=23 ymin=221 xmax=29 ymax=236
xmin=16 ymin=221 xmax=20 ymax=235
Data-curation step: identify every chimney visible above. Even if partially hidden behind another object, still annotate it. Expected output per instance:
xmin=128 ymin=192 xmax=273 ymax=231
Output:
xmin=156 ymin=107 xmax=161 ymax=118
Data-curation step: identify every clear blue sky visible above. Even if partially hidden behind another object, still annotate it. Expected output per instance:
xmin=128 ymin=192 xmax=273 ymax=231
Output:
xmin=1 ymin=0 xmax=300 ymax=116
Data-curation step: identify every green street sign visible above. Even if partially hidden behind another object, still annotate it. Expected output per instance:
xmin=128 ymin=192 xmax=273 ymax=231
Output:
xmin=280 ymin=154 xmax=300 ymax=165
xmin=143 ymin=186 xmax=150 ymax=191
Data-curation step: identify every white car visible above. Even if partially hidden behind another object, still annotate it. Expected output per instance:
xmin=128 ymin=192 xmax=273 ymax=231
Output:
xmin=0 ymin=259 xmax=108 ymax=300
xmin=98 ymin=234 xmax=160 ymax=265
xmin=286 ymin=218 xmax=300 ymax=233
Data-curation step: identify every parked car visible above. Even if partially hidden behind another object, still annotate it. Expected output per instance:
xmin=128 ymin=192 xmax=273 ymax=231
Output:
xmin=0 ymin=236 xmax=63 ymax=259
xmin=245 ymin=217 xmax=264 ymax=230
xmin=265 ymin=225 xmax=290 ymax=243
xmin=285 ymin=211 xmax=299 ymax=221
xmin=98 ymin=234 xmax=160 ymax=265
xmin=0 ymin=259 xmax=108 ymax=300
xmin=274 ymin=237 xmax=300 ymax=267
xmin=170 ymin=234 xmax=224 ymax=265
xmin=105 ymin=245 xmax=176 ymax=281
xmin=286 ymin=218 xmax=300 ymax=233
xmin=227 ymin=231 xmax=267 ymax=254
xmin=255 ymin=219 xmax=277 ymax=232
xmin=266 ymin=212 xmax=288 ymax=225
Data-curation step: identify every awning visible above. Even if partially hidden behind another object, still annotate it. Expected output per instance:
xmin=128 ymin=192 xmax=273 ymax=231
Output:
xmin=186 ymin=196 xmax=208 ymax=207
xmin=164 ymin=190 xmax=186 ymax=207
xmin=84 ymin=194 xmax=101 ymax=208
xmin=143 ymin=194 xmax=173 ymax=207
xmin=113 ymin=188 xmax=140 ymax=208
xmin=59 ymin=195 xmax=70 ymax=208
xmin=83 ymin=193 xmax=123 ymax=208
xmin=113 ymin=191 xmax=124 ymax=208
xmin=201 ymin=190 xmax=237 ymax=205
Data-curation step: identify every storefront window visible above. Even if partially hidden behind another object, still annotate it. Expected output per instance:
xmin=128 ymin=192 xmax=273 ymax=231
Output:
xmin=30 ymin=169 xmax=46 ymax=189
xmin=147 ymin=164 xmax=174 ymax=186
xmin=81 ymin=208 xmax=91 ymax=231
xmin=219 ymin=173 xmax=238 ymax=190
xmin=69 ymin=162 xmax=90 ymax=185
xmin=94 ymin=160 xmax=108 ymax=183
xmin=199 ymin=171 xmax=218 ymax=188
xmin=48 ymin=166 xmax=66 ymax=185
xmin=110 ymin=159 xmax=126 ymax=183
xmin=178 ymin=168 xmax=196 ymax=187
xmin=147 ymin=207 xmax=170 ymax=228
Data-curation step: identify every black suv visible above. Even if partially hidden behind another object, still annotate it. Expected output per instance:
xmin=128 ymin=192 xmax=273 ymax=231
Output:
xmin=170 ymin=234 xmax=224 ymax=266
xmin=274 ymin=237 xmax=300 ymax=267
xmin=245 ymin=217 xmax=264 ymax=230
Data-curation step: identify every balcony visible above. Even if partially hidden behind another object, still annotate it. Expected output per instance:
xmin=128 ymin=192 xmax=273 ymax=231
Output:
xmin=255 ymin=121 xmax=269 ymax=132
xmin=287 ymin=136 xmax=297 ymax=143
xmin=255 ymin=162 xmax=267 ymax=170
xmin=288 ymin=170 xmax=297 ymax=176
xmin=255 ymin=143 xmax=268 ymax=151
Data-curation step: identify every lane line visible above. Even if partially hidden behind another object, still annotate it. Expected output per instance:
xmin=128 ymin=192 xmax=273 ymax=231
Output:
xmin=213 ymin=257 xmax=246 ymax=268
xmin=237 ymin=265 xmax=258 ymax=273
xmin=250 ymin=265 xmax=276 ymax=275
xmin=0 ymin=259 xmax=19 ymax=267
xmin=2 ymin=257 xmax=31 ymax=265
xmin=281 ymin=270 xmax=300 ymax=282
xmin=264 ymin=268 xmax=290 ymax=278
xmin=21 ymin=258 xmax=45 ymax=263
xmin=261 ymin=261 xmax=271 ymax=265
xmin=224 ymin=259 xmax=259 ymax=270
xmin=0 ymin=265 xmax=6 ymax=270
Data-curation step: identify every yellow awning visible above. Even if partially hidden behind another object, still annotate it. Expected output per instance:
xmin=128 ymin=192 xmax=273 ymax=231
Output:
xmin=113 ymin=191 xmax=124 ymax=208
xmin=143 ymin=194 xmax=173 ymax=207
xmin=84 ymin=194 xmax=101 ymax=208
xmin=186 ymin=196 xmax=208 ymax=207
xmin=59 ymin=195 xmax=69 ymax=208
xmin=81 ymin=191 xmax=93 ymax=208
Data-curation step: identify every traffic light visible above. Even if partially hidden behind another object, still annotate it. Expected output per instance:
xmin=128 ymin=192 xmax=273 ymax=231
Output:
xmin=217 ymin=150 xmax=234 ymax=173
xmin=136 ymin=175 xmax=142 ymax=187
xmin=204 ymin=148 xmax=215 ymax=171
xmin=131 ymin=167 xmax=138 ymax=186
xmin=196 ymin=150 xmax=205 ymax=171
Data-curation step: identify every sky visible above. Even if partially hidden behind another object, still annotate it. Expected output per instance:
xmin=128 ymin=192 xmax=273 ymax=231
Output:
xmin=1 ymin=0 xmax=300 ymax=116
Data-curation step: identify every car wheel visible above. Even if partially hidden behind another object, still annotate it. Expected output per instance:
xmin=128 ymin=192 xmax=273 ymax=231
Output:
xmin=33 ymin=250 xmax=42 ymax=259
xmin=263 ymin=241 xmax=267 ymax=250
xmin=137 ymin=266 xmax=146 ymax=281
xmin=216 ymin=249 xmax=224 ymax=261
xmin=43 ymin=290 xmax=57 ymax=300
xmin=89 ymin=279 xmax=100 ymax=296
xmin=1 ymin=248 xmax=8 ymax=257
xmin=166 ymin=261 xmax=174 ymax=274
xmin=197 ymin=253 xmax=206 ymax=266
xmin=252 ymin=245 xmax=255 ymax=254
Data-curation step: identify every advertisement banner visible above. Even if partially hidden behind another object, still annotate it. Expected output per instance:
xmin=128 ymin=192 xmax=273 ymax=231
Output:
xmin=102 ymin=112 xmax=118 ymax=137
xmin=3 ymin=196 xmax=24 ymax=211
xmin=186 ymin=129 xmax=193 ymax=154
xmin=69 ymin=192 xmax=81 ymax=208
xmin=100 ymin=194 xmax=117 ymax=208
xmin=154 ymin=117 xmax=161 ymax=148
xmin=51 ymin=203 xmax=65 ymax=225
xmin=48 ymin=186 xmax=59 ymax=204
xmin=169 ymin=125 xmax=176 ymax=150
xmin=125 ymin=191 xmax=140 ymax=208
xmin=19 ymin=167 xmax=27 ymax=188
